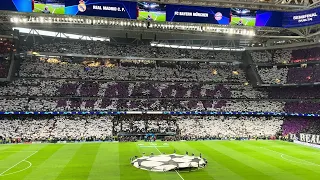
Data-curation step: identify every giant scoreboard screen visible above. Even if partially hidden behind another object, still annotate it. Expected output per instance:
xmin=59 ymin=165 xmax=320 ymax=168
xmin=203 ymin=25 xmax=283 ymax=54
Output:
xmin=166 ymin=4 xmax=230 ymax=25
xmin=1 ymin=0 xmax=319 ymax=28
xmin=65 ymin=0 xmax=137 ymax=19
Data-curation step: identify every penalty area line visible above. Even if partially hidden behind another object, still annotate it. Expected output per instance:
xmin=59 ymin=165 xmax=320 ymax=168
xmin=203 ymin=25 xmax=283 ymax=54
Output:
xmin=260 ymin=147 xmax=320 ymax=167
xmin=0 ymin=151 xmax=38 ymax=176
xmin=151 ymin=144 xmax=185 ymax=180
xmin=0 ymin=160 xmax=32 ymax=177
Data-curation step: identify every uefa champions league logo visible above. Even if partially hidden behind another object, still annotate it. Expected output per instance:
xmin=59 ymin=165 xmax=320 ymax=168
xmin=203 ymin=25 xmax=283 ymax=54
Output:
xmin=131 ymin=154 xmax=207 ymax=172
xmin=214 ymin=12 xmax=222 ymax=21
xmin=78 ymin=0 xmax=86 ymax=12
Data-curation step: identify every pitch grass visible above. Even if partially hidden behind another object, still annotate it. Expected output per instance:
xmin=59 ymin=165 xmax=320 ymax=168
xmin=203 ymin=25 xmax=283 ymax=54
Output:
xmin=230 ymin=17 xmax=256 ymax=26
xmin=138 ymin=11 xmax=166 ymax=22
xmin=0 ymin=140 xmax=320 ymax=180
xmin=33 ymin=3 xmax=65 ymax=14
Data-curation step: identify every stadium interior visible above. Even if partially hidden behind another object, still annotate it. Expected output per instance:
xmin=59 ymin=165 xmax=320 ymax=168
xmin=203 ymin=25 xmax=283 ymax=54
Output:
xmin=0 ymin=0 xmax=320 ymax=179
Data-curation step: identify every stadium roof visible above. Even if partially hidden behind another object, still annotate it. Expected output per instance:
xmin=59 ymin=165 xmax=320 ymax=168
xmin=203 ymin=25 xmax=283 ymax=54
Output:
xmin=1 ymin=11 xmax=319 ymax=49
xmin=10 ymin=19 xmax=320 ymax=48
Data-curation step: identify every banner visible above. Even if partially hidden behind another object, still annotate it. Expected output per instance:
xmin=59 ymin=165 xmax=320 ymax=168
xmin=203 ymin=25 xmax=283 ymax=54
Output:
xmin=0 ymin=0 xmax=32 ymax=12
xmin=256 ymin=10 xmax=283 ymax=27
xmin=283 ymin=7 xmax=320 ymax=28
xmin=298 ymin=133 xmax=320 ymax=145
xmin=65 ymin=0 xmax=137 ymax=19
xmin=166 ymin=4 xmax=230 ymax=25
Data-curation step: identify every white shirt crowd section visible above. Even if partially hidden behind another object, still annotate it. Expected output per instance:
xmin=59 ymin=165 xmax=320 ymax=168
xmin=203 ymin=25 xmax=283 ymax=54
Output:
xmin=258 ymin=67 xmax=288 ymax=84
xmin=229 ymin=85 xmax=267 ymax=99
xmin=0 ymin=116 xmax=113 ymax=139
xmin=251 ymin=50 xmax=292 ymax=63
xmin=0 ymin=79 xmax=267 ymax=99
xmin=177 ymin=116 xmax=283 ymax=137
xmin=19 ymin=58 xmax=245 ymax=82
xmin=274 ymin=50 xmax=292 ymax=63
xmin=251 ymin=51 xmax=273 ymax=63
xmin=0 ymin=98 xmax=285 ymax=112
xmin=24 ymin=41 xmax=240 ymax=61
xmin=0 ymin=116 xmax=283 ymax=139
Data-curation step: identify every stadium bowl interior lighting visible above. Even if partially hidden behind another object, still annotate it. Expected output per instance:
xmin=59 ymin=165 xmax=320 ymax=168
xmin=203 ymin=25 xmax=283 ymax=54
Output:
xmin=12 ymin=27 xmax=110 ymax=42
xmin=150 ymin=42 xmax=245 ymax=51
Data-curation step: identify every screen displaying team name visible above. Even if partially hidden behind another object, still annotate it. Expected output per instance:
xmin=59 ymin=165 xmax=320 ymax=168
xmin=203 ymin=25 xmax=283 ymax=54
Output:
xmin=166 ymin=4 xmax=230 ymax=25
xmin=65 ymin=0 xmax=137 ymax=19
xmin=1 ymin=0 xmax=319 ymax=28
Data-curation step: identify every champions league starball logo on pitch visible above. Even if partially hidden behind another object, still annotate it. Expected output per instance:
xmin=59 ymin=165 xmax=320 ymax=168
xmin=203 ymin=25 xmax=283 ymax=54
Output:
xmin=214 ymin=12 xmax=222 ymax=21
xmin=131 ymin=154 xmax=207 ymax=172
xmin=78 ymin=0 xmax=86 ymax=12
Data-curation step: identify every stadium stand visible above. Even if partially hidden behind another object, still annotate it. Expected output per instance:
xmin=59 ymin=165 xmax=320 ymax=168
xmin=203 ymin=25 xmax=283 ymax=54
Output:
xmin=0 ymin=36 xmax=319 ymax=143
xmin=252 ymin=46 xmax=320 ymax=85
xmin=19 ymin=57 xmax=244 ymax=82
xmin=269 ymin=87 xmax=320 ymax=99
xmin=0 ymin=98 xmax=285 ymax=112
xmin=284 ymin=101 xmax=320 ymax=114
xmin=0 ymin=115 xmax=285 ymax=141
xmin=0 ymin=79 xmax=266 ymax=99
xmin=258 ymin=65 xmax=320 ymax=84
xmin=0 ymin=53 xmax=275 ymax=112
xmin=258 ymin=67 xmax=288 ymax=84
xmin=251 ymin=46 xmax=320 ymax=64
xmin=0 ymin=115 xmax=113 ymax=141
xmin=0 ymin=39 xmax=13 ymax=78
xmin=2 ymin=114 xmax=320 ymax=142
xmin=291 ymin=47 xmax=320 ymax=63
xmin=22 ymin=39 xmax=240 ymax=60
xmin=282 ymin=117 xmax=320 ymax=136
xmin=250 ymin=50 xmax=292 ymax=63
xmin=177 ymin=116 xmax=283 ymax=138
xmin=281 ymin=117 xmax=311 ymax=136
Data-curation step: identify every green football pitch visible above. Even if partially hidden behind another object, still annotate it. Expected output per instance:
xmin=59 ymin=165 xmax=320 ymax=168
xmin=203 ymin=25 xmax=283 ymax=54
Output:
xmin=0 ymin=140 xmax=320 ymax=180
xmin=230 ymin=17 xmax=256 ymax=26
xmin=138 ymin=11 xmax=166 ymax=22
xmin=33 ymin=3 xmax=65 ymax=14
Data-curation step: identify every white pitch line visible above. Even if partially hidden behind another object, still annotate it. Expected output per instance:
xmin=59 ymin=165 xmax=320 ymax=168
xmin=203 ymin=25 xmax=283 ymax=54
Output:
xmin=260 ymin=147 xmax=320 ymax=167
xmin=151 ymin=143 xmax=185 ymax=180
xmin=280 ymin=154 xmax=320 ymax=167
xmin=0 ymin=160 xmax=32 ymax=176
xmin=0 ymin=151 xmax=38 ymax=176
xmin=151 ymin=143 xmax=162 ymax=154
xmin=1 ymin=151 xmax=39 ymax=153
xmin=174 ymin=169 xmax=185 ymax=180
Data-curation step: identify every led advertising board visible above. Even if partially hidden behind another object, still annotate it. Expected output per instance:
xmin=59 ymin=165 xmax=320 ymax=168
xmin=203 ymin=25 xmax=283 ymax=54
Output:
xmin=230 ymin=8 xmax=256 ymax=27
xmin=1 ymin=1 xmax=319 ymax=28
xmin=137 ymin=2 xmax=166 ymax=22
xmin=283 ymin=7 xmax=319 ymax=28
xmin=65 ymin=0 xmax=137 ymax=19
xmin=0 ymin=0 xmax=32 ymax=12
xmin=32 ymin=0 xmax=65 ymax=14
xmin=166 ymin=4 xmax=230 ymax=25
xmin=256 ymin=10 xmax=283 ymax=27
